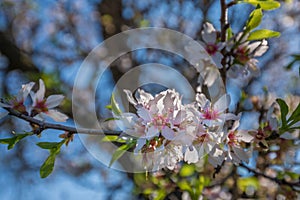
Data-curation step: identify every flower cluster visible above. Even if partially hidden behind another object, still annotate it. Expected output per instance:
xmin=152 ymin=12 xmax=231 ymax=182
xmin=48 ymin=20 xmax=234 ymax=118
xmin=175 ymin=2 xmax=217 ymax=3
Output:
xmin=200 ymin=23 xmax=269 ymax=78
xmin=117 ymin=89 xmax=254 ymax=170
xmin=0 ymin=79 xmax=68 ymax=122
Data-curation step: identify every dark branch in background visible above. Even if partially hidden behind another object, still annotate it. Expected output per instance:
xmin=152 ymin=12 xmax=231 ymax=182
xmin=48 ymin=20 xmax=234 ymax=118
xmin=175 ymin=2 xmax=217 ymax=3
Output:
xmin=240 ymin=163 xmax=300 ymax=192
xmin=4 ymin=107 xmax=121 ymax=136
xmin=0 ymin=32 xmax=39 ymax=73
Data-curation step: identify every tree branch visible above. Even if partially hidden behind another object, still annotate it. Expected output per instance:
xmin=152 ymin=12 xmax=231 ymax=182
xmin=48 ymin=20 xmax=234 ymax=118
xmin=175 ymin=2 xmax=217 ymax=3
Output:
xmin=220 ymin=0 xmax=229 ymax=87
xmin=240 ymin=163 xmax=300 ymax=191
xmin=4 ymin=107 xmax=121 ymax=136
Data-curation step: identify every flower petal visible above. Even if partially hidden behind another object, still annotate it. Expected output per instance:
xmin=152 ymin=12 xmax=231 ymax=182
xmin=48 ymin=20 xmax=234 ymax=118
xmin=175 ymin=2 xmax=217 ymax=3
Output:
xmin=137 ymin=107 xmax=151 ymax=123
xmin=184 ymin=146 xmax=199 ymax=164
xmin=17 ymin=82 xmax=35 ymax=102
xmin=202 ymin=23 xmax=217 ymax=43
xmin=0 ymin=102 xmax=11 ymax=108
xmin=196 ymin=93 xmax=209 ymax=108
xmin=214 ymin=94 xmax=230 ymax=113
xmin=46 ymin=109 xmax=68 ymax=122
xmin=0 ymin=110 xmax=9 ymax=119
xmin=35 ymin=79 xmax=46 ymax=101
xmin=46 ymin=95 xmax=64 ymax=108
xmin=162 ymin=126 xmax=175 ymax=140
xmin=123 ymin=89 xmax=137 ymax=106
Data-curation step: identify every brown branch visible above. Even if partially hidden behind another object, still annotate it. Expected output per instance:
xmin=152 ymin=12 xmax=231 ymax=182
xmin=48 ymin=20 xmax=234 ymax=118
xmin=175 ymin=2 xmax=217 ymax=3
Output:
xmin=240 ymin=163 xmax=300 ymax=191
xmin=220 ymin=0 xmax=229 ymax=87
xmin=4 ymin=107 xmax=121 ymax=136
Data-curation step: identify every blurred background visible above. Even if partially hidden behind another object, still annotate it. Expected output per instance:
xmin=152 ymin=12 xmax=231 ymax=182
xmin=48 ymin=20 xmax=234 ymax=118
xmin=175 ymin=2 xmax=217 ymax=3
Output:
xmin=0 ymin=0 xmax=299 ymax=199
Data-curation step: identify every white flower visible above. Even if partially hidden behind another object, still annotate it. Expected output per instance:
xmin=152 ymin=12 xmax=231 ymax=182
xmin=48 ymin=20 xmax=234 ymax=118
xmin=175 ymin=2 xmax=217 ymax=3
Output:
xmin=124 ymin=89 xmax=186 ymax=140
xmin=200 ymin=22 xmax=224 ymax=69
xmin=31 ymin=79 xmax=68 ymax=122
xmin=196 ymin=93 xmax=237 ymax=127
xmin=0 ymin=81 xmax=35 ymax=118
xmin=225 ymin=118 xmax=253 ymax=164
xmin=228 ymin=36 xmax=268 ymax=78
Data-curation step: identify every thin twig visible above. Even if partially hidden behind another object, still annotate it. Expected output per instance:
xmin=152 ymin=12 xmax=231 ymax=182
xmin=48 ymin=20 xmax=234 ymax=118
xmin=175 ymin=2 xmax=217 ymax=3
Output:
xmin=4 ymin=107 xmax=121 ymax=136
xmin=240 ymin=163 xmax=300 ymax=191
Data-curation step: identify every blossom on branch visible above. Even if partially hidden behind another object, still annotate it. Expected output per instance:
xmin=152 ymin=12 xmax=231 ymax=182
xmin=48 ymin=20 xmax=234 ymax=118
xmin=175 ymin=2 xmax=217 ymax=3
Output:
xmin=31 ymin=79 xmax=68 ymax=122
xmin=0 ymin=82 xmax=35 ymax=118
xmin=228 ymin=33 xmax=269 ymax=78
xmin=200 ymin=22 xmax=224 ymax=68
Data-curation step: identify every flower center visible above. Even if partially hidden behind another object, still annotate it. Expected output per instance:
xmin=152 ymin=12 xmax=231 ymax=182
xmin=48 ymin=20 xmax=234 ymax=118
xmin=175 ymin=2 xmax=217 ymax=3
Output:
xmin=12 ymin=100 xmax=26 ymax=113
xmin=203 ymin=108 xmax=218 ymax=120
xmin=34 ymin=100 xmax=48 ymax=113
xmin=205 ymin=43 xmax=218 ymax=55
xmin=152 ymin=115 xmax=169 ymax=129
xmin=236 ymin=46 xmax=250 ymax=64
xmin=228 ymin=131 xmax=238 ymax=146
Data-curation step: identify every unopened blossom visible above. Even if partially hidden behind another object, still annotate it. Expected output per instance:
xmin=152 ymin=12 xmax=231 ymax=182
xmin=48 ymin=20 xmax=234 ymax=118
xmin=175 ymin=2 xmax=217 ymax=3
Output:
xmin=0 ymin=82 xmax=35 ymax=118
xmin=200 ymin=22 xmax=224 ymax=68
xmin=31 ymin=79 xmax=68 ymax=122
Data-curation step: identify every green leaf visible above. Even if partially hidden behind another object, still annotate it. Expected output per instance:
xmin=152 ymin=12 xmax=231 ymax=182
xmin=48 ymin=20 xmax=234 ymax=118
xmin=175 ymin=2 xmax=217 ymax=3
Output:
xmin=237 ymin=177 xmax=259 ymax=192
xmin=178 ymin=181 xmax=193 ymax=193
xmin=38 ymin=140 xmax=65 ymax=178
xmin=109 ymin=142 xmax=135 ymax=167
xmin=105 ymin=105 xmax=112 ymax=110
xmin=101 ymin=135 xmax=126 ymax=143
xmin=180 ymin=164 xmax=195 ymax=177
xmin=246 ymin=7 xmax=263 ymax=32
xmin=104 ymin=117 xmax=119 ymax=122
xmin=248 ymin=29 xmax=280 ymax=40
xmin=37 ymin=142 xmax=63 ymax=149
xmin=239 ymin=0 xmax=280 ymax=10
xmin=227 ymin=27 xmax=233 ymax=41
xmin=0 ymin=133 xmax=31 ymax=150
xmin=276 ymin=99 xmax=289 ymax=128
xmin=110 ymin=94 xmax=122 ymax=116
xmin=286 ymin=54 xmax=300 ymax=69
xmin=40 ymin=154 xmax=56 ymax=178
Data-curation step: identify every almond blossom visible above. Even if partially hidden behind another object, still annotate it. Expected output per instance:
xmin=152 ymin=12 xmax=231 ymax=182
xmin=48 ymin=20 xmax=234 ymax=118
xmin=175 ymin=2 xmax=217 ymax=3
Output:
xmin=200 ymin=22 xmax=224 ymax=68
xmin=31 ymin=79 xmax=68 ymax=122
xmin=196 ymin=93 xmax=237 ymax=127
xmin=224 ymin=118 xmax=253 ymax=164
xmin=228 ymin=33 xmax=269 ymax=78
xmin=0 ymin=81 xmax=35 ymax=118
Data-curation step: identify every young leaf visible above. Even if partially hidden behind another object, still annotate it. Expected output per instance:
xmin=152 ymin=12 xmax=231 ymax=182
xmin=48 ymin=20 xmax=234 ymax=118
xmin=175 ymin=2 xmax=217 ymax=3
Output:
xmin=37 ymin=142 xmax=63 ymax=149
xmin=227 ymin=27 xmax=233 ymax=41
xmin=104 ymin=117 xmax=119 ymax=122
xmin=38 ymin=140 xmax=65 ymax=178
xmin=105 ymin=104 xmax=112 ymax=110
xmin=0 ymin=133 xmax=31 ymax=150
xmin=276 ymin=99 xmax=289 ymax=128
xmin=110 ymin=94 xmax=122 ymax=116
xmin=101 ymin=135 xmax=126 ymax=143
xmin=239 ymin=0 xmax=280 ymax=10
xmin=109 ymin=142 xmax=135 ymax=167
xmin=246 ymin=6 xmax=263 ymax=32
xmin=248 ymin=29 xmax=280 ymax=40
xmin=40 ymin=154 xmax=56 ymax=178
